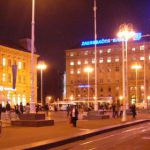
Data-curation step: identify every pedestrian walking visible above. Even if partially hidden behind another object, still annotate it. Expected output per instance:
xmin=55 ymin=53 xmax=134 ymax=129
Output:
xmin=131 ymin=104 xmax=136 ymax=119
xmin=0 ymin=103 xmax=2 ymax=120
xmin=25 ymin=103 xmax=30 ymax=114
xmin=6 ymin=101 xmax=11 ymax=120
xmin=19 ymin=102 xmax=24 ymax=114
xmin=119 ymin=104 xmax=123 ymax=118
xmin=14 ymin=104 xmax=20 ymax=119
xmin=71 ymin=105 xmax=78 ymax=127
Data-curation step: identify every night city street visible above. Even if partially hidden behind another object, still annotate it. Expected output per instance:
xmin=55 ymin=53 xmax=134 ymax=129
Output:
xmin=0 ymin=0 xmax=150 ymax=149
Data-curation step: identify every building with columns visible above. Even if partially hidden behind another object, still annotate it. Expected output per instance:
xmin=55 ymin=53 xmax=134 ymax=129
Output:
xmin=0 ymin=43 xmax=39 ymax=107
xmin=65 ymin=38 xmax=150 ymax=107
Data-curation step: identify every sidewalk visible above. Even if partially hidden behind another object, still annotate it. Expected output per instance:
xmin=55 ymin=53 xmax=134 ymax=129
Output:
xmin=0 ymin=112 xmax=150 ymax=149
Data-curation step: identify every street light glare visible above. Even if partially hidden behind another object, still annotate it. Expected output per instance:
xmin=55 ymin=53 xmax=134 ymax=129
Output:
xmin=84 ymin=67 xmax=93 ymax=73
xmin=37 ymin=62 xmax=47 ymax=70
xmin=131 ymin=65 xmax=142 ymax=69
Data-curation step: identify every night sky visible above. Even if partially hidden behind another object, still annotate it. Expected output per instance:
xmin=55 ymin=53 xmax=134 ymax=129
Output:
xmin=0 ymin=0 xmax=150 ymax=100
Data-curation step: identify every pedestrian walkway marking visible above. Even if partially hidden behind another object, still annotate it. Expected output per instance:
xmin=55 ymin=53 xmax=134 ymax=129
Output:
xmin=122 ymin=126 xmax=145 ymax=133
xmin=80 ymin=129 xmax=90 ymax=131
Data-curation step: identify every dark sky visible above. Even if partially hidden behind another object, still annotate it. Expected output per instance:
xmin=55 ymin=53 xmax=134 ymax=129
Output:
xmin=0 ymin=0 xmax=150 ymax=100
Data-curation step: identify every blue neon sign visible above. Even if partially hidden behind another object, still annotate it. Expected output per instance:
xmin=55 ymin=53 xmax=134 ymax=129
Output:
xmin=78 ymin=85 xmax=90 ymax=88
xmin=81 ymin=32 xmax=142 ymax=47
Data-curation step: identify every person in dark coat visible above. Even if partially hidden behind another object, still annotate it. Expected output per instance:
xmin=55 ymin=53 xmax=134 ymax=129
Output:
xmin=0 ymin=103 xmax=2 ymax=120
xmin=71 ymin=105 xmax=79 ymax=127
xmin=6 ymin=102 xmax=11 ymax=120
xmin=131 ymin=104 xmax=136 ymax=119
xmin=20 ymin=102 xmax=24 ymax=114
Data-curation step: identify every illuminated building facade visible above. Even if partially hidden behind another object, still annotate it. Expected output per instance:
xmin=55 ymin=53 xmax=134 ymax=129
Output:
xmin=66 ymin=39 xmax=150 ymax=106
xmin=0 ymin=44 xmax=38 ymax=106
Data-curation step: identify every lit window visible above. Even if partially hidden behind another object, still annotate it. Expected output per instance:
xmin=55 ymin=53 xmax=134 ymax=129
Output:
xmin=149 ymin=56 xmax=150 ymax=60
xmin=99 ymin=58 xmax=103 ymax=63
xmin=18 ymin=94 xmax=21 ymax=105
xmin=132 ymin=48 xmax=136 ymax=51
xmin=99 ymin=50 xmax=103 ymax=54
xmin=140 ymin=56 xmax=144 ymax=61
xmin=140 ymin=45 xmax=144 ymax=51
xmin=70 ymin=70 xmax=74 ymax=74
xmin=84 ymin=60 xmax=88 ymax=64
xmin=107 ymin=49 xmax=111 ymax=53
xmin=2 ymin=73 xmax=6 ymax=82
xmin=18 ymin=61 xmax=22 ymax=69
xmin=141 ymin=85 xmax=144 ymax=90
xmin=70 ymin=61 xmax=74 ymax=66
xmin=77 ymin=61 xmax=81 ymax=65
xmin=77 ymin=69 xmax=81 ymax=74
xmin=115 ymin=57 xmax=119 ymax=62
xmin=70 ymin=52 xmax=74 ymax=57
xmin=2 ymin=58 xmax=6 ymax=66
xmin=84 ymin=51 xmax=88 ymax=55
xmin=92 ymin=58 xmax=95 ymax=64
xmin=107 ymin=57 xmax=111 ymax=63
xmin=8 ymin=74 xmax=11 ymax=82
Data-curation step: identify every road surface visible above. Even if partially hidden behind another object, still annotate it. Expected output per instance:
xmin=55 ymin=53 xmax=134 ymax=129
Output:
xmin=51 ymin=122 xmax=150 ymax=150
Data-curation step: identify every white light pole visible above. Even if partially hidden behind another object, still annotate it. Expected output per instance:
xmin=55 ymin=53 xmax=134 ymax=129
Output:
xmin=131 ymin=64 xmax=142 ymax=104
xmin=37 ymin=61 xmax=47 ymax=105
xmin=93 ymin=0 xmax=98 ymax=111
xmin=30 ymin=0 xmax=36 ymax=113
xmin=84 ymin=67 xmax=93 ymax=108
xmin=117 ymin=24 xmax=135 ymax=122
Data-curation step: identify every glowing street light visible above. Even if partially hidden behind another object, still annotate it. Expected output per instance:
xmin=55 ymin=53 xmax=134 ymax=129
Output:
xmin=37 ymin=61 xmax=47 ymax=104
xmin=117 ymin=23 xmax=135 ymax=122
xmin=84 ymin=67 xmax=93 ymax=108
xmin=131 ymin=64 xmax=142 ymax=104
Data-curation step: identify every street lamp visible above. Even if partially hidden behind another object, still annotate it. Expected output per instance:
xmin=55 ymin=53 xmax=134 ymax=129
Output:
xmin=37 ymin=61 xmax=47 ymax=104
xmin=30 ymin=0 xmax=36 ymax=113
xmin=117 ymin=23 xmax=135 ymax=122
xmin=84 ymin=67 xmax=93 ymax=108
xmin=131 ymin=64 xmax=142 ymax=104
xmin=93 ymin=0 xmax=98 ymax=111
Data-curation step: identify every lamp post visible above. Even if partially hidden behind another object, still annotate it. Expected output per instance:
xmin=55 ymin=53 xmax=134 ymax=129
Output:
xmin=37 ymin=61 xmax=47 ymax=105
xmin=30 ymin=0 xmax=36 ymax=113
xmin=93 ymin=0 xmax=98 ymax=111
xmin=84 ymin=67 xmax=93 ymax=108
xmin=131 ymin=64 xmax=142 ymax=104
xmin=117 ymin=24 xmax=135 ymax=122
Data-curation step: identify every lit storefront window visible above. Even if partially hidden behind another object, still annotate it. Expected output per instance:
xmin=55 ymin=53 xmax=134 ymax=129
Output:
xmin=107 ymin=48 xmax=111 ymax=53
xmin=99 ymin=58 xmax=103 ymax=63
xmin=107 ymin=57 xmax=111 ymax=63
xmin=140 ymin=45 xmax=144 ymax=50
xmin=115 ymin=57 xmax=119 ymax=62
xmin=92 ymin=58 xmax=95 ymax=64
xmin=22 ymin=95 xmax=26 ymax=106
xmin=12 ymin=95 xmax=16 ymax=105
xmin=70 ymin=70 xmax=74 ymax=74
xmin=18 ymin=61 xmax=22 ymax=69
xmin=2 ymin=58 xmax=6 ymax=66
xmin=77 ymin=61 xmax=81 ymax=65
xmin=70 ymin=61 xmax=74 ymax=66
xmin=77 ymin=69 xmax=81 ymax=74
xmin=70 ymin=52 xmax=74 ymax=57
xmin=84 ymin=60 xmax=88 ymax=64
xmin=132 ymin=48 xmax=136 ymax=51
xmin=18 ymin=95 xmax=21 ymax=105
xmin=140 ymin=56 xmax=144 ymax=61
xmin=2 ymin=73 xmax=6 ymax=82
xmin=99 ymin=50 xmax=103 ymax=54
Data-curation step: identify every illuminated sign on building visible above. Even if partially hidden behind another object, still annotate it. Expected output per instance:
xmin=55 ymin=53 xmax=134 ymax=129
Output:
xmin=81 ymin=32 xmax=142 ymax=47
xmin=0 ymin=86 xmax=15 ymax=91
xmin=78 ymin=85 xmax=90 ymax=88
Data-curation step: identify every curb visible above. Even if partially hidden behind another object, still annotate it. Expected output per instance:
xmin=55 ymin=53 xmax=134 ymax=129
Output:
xmin=4 ymin=119 xmax=150 ymax=150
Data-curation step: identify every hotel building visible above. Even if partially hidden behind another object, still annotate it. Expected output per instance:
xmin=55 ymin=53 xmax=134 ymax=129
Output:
xmin=0 ymin=43 xmax=38 ymax=107
xmin=65 ymin=37 xmax=150 ymax=107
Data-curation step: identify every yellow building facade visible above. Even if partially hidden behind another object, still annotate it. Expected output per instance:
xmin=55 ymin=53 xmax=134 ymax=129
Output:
xmin=66 ymin=41 xmax=150 ymax=107
xmin=0 ymin=45 xmax=38 ymax=107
